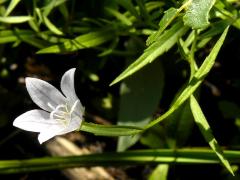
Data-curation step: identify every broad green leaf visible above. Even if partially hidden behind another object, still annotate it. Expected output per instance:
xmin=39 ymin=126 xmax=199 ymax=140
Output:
xmin=165 ymin=101 xmax=194 ymax=148
xmin=183 ymin=0 xmax=216 ymax=29
xmin=149 ymin=164 xmax=169 ymax=180
xmin=190 ymin=95 xmax=234 ymax=175
xmin=4 ymin=0 xmax=21 ymax=16
xmin=218 ymin=101 xmax=240 ymax=119
xmin=140 ymin=125 xmax=167 ymax=149
xmin=110 ymin=21 xmax=188 ymax=86
xmin=145 ymin=27 xmax=229 ymax=129
xmin=141 ymin=100 xmax=194 ymax=149
xmin=117 ymin=60 xmax=164 ymax=151
xmin=0 ymin=16 xmax=31 ymax=23
xmin=37 ymin=30 xmax=114 ymax=54
xmin=80 ymin=122 xmax=143 ymax=136
xmin=105 ymin=7 xmax=132 ymax=26
xmin=1 ymin=149 xmax=240 ymax=174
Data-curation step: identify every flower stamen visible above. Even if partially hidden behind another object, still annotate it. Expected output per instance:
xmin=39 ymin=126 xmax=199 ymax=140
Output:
xmin=47 ymin=103 xmax=55 ymax=110
xmin=50 ymin=100 xmax=80 ymax=127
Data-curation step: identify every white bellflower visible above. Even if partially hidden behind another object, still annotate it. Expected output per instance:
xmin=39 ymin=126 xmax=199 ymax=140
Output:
xmin=13 ymin=68 xmax=84 ymax=144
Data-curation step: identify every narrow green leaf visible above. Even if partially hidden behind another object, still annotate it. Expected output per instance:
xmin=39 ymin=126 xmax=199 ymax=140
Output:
xmin=193 ymin=27 xmax=228 ymax=79
xmin=105 ymin=7 xmax=132 ymax=26
xmin=42 ymin=15 xmax=63 ymax=35
xmin=116 ymin=0 xmax=139 ymax=19
xmin=136 ymin=0 xmax=151 ymax=22
xmin=145 ymin=27 xmax=229 ymax=129
xmin=0 ymin=16 xmax=31 ymax=23
xmin=80 ymin=122 xmax=143 ymax=136
xmin=183 ymin=0 xmax=216 ymax=29
xmin=37 ymin=30 xmax=114 ymax=54
xmin=199 ymin=20 xmax=230 ymax=39
xmin=21 ymin=37 xmax=49 ymax=48
xmin=34 ymin=8 xmax=63 ymax=35
xmin=4 ymin=0 xmax=21 ymax=17
xmin=117 ymin=60 xmax=164 ymax=151
xmin=1 ymin=149 xmax=240 ymax=174
xmin=214 ymin=1 xmax=240 ymax=30
xmin=0 ymin=30 xmax=35 ymax=44
xmin=43 ymin=0 xmax=67 ymax=16
xmin=145 ymin=1 xmax=164 ymax=13
xmin=147 ymin=0 xmax=191 ymax=46
xmin=58 ymin=3 xmax=69 ymax=20
xmin=149 ymin=164 xmax=169 ymax=180
xmin=190 ymin=95 xmax=234 ymax=175
xmin=110 ymin=21 xmax=188 ymax=86
xmin=38 ymin=31 xmax=66 ymax=43
xmin=98 ymin=37 xmax=119 ymax=57
xmin=28 ymin=18 xmax=40 ymax=32
xmin=2 ymin=29 xmax=47 ymax=48
xmin=146 ymin=8 xmax=178 ymax=46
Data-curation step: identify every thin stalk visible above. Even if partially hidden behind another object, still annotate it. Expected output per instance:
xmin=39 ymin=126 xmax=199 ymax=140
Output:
xmin=1 ymin=149 xmax=240 ymax=174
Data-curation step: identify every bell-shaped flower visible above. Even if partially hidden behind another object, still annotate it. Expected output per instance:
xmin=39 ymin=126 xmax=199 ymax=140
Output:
xmin=13 ymin=68 xmax=84 ymax=144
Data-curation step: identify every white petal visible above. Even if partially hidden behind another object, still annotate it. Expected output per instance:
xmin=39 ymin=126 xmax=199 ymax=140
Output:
xmin=38 ymin=133 xmax=55 ymax=144
xmin=26 ymin=77 xmax=66 ymax=112
xmin=60 ymin=68 xmax=84 ymax=111
xmin=38 ymin=124 xmax=64 ymax=144
xmin=13 ymin=110 xmax=59 ymax=132
xmin=38 ymin=116 xmax=82 ymax=144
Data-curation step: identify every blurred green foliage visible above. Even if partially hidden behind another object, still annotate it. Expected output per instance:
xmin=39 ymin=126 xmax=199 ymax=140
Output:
xmin=1 ymin=0 xmax=240 ymax=179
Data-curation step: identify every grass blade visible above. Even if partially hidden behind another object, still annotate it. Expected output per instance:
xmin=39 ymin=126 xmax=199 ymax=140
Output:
xmin=0 ymin=149 xmax=239 ymax=174
xmin=190 ymin=95 xmax=234 ymax=175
